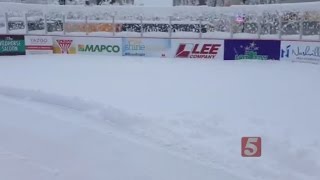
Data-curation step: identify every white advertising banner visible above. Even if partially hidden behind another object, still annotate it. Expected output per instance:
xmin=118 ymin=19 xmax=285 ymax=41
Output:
xmin=280 ymin=41 xmax=320 ymax=64
xmin=25 ymin=35 xmax=53 ymax=55
xmin=52 ymin=36 xmax=122 ymax=56
xmin=171 ymin=39 xmax=224 ymax=60
xmin=122 ymin=38 xmax=171 ymax=58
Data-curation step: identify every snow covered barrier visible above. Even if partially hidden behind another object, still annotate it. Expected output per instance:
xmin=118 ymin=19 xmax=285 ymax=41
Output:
xmin=0 ymin=33 xmax=319 ymax=63
xmin=0 ymin=2 xmax=320 ymax=39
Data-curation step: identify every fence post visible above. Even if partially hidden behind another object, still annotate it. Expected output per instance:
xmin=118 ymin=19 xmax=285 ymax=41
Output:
xmin=257 ymin=16 xmax=262 ymax=39
xmin=199 ymin=16 xmax=203 ymax=39
xmin=319 ymin=21 xmax=320 ymax=40
xmin=140 ymin=15 xmax=143 ymax=37
xmin=112 ymin=15 xmax=115 ymax=37
xmin=168 ymin=16 xmax=172 ymax=38
xmin=44 ymin=14 xmax=48 ymax=35
xmin=62 ymin=15 xmax=66 ymax=35
xmin=85 ymin=16 xmax=88 ymax=36
xmin=278 ymin=16 xmax=282 ymax=40
xmin=230 ymin=16 xmax=234 ymax=39
xmin=299 ymin=15 xmax=304 ymax=40
xmin=5 ymin=13 xmax=9 ymax=34
xmin=24 ymin=13 xmax=28 ymax=34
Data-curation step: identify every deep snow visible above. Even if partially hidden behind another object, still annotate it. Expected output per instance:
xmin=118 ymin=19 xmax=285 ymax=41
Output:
xmin=0 ymin=94 xmax=240 ymax=180
xmin=0 ymin=55 xmax=319 ymax=180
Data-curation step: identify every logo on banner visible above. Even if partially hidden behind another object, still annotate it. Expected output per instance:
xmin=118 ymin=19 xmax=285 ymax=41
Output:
xmin=281 ymin=45 xmax=291 ymax=58
xmin=30 ymin=37 xmax=48 ymax=45
xmin=124 ymin=39 xmax=145 ymax=56
xmin=78 ymin=44 xmax=120 ymax=53
xmin=56 ymin=40 xmax=73 ymax=54
xmin=0 ymin=35 xmax=25 ymax=56
xmin=235 ymin=42 xmax=267 ymax=60
xmin=241 ymin=137 xmax=262 ymax=157
xmin=224 ymin=40 xmax=280 ymax=60
xmin=26 ymin=36 xmax=52 ymax=52
xmin=175 ymin=43 xmax=221 ymax=59
xmin=281 ymin=44 xmax=320 ymax=62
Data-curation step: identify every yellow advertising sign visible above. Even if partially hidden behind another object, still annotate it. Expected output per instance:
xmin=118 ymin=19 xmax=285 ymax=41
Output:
xmin=64 ymin=23 xmax=122 ymax=33
xmin=53 ymin=38 xmax=76 ymax=54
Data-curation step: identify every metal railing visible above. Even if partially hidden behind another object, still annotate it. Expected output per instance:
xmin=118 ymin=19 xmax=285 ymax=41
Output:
xmin=0 ymin=0 xmax=56 ymax=4
xmin=1 ymin=12 xmax=320 ymax=40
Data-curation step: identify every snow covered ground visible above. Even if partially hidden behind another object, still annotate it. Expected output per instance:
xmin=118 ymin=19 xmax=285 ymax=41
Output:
xmin=0 ymin=55 xmax=319 ymax=180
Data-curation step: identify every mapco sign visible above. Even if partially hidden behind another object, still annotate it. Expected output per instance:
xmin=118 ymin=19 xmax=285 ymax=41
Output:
xmin=281 ymin=41 xmax=320 ymax=64
xmin=172 ymin=39 xmax=224 ymax=59
xmin=76 ymin=37 xmax=122 ymax=56
xmin=78 ymin=44 xmax=120 ymax=53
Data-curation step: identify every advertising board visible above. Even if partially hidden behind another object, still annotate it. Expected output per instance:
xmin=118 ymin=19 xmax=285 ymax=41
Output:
xmin=53 ymin=37 xmax=76 ymax=54
xmin=53 ymin=36 xmax=122 ymax=56
xmin=65 ymin=23 xmax=121 ymax=33
xmin=224 ymin=40 xmax=280 ymax=60
xmin=281 ymin=41 xmax=320 ymax=64
xmin=172 ymin=39 xmax=224 ymax=59
xmin=0 ymin=35 xmax=25 ymax=56
xmin=25 ymin=35 xmax=53 ymax=55
xmin=122 ymin=38 xmax=171 ymax=57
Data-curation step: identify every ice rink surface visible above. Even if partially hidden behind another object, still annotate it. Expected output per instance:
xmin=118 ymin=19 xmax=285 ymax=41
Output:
xmin=0 ymin=55 xmax=319 ymax=180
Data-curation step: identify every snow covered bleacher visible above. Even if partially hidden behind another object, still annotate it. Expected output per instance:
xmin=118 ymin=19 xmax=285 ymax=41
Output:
xmin=0 ymin=1 xmax=319 ymax=39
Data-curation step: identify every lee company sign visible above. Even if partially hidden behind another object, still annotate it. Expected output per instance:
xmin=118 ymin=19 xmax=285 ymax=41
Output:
xmin=172 ymin=39 xmax=224 ymax=59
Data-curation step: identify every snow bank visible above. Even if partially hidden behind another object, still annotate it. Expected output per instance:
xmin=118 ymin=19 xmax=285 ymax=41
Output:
xmin=0 ymin=86 xmax=145 ymax=129
xmin=0 ymin=86 xmax=101 ymax=111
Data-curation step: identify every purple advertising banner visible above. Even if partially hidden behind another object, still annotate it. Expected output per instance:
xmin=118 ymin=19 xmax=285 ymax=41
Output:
xmin=224 ymin=40 xmax=280 ymax=60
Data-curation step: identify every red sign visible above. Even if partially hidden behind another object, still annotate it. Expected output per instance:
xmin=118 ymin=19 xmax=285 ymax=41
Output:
xmin=56 ymin=40 xmax=73 ymax=54
xmin=175 ymin=43 xmax=221 ymax=59
xmin=241 ymin=137 xmax=262 ymax=157
xmin=26 ymin=45 xmax=53 ymax=50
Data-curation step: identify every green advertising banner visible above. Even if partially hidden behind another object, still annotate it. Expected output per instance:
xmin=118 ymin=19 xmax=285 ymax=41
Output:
xmin=0 ymin=35 xmax=26 ymax=56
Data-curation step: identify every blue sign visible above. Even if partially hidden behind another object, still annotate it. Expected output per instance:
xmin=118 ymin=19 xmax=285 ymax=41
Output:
xmin=224 ymin=40 xmax=281 ymax=60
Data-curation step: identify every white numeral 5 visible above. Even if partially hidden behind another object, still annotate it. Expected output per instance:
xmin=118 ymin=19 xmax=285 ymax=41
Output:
xmin=244 ymin=137 xmax=259 ymax=156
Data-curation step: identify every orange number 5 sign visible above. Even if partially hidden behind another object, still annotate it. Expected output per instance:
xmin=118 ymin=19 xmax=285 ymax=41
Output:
xmin=241 ymin=137 xmax=262 ymax=157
